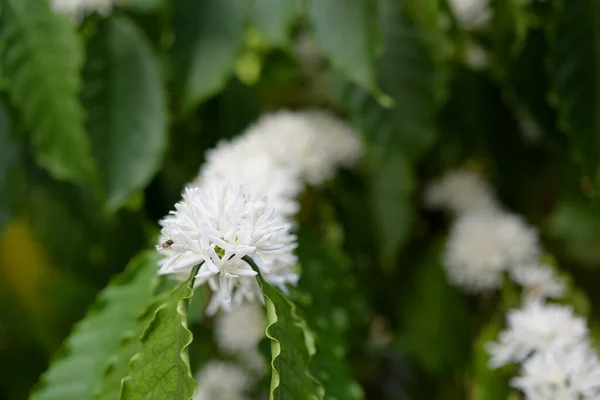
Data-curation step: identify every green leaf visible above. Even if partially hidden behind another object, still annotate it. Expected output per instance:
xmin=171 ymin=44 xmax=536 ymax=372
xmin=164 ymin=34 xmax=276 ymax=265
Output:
xmin=546 ymin=198 xmax=600 ymax=269
xmin=491 ymin=0 xmax=530 ymax=58
xmin=114 ymin=0 xmax=162 ymax=12
xmin=308 ymin=0 xmax=380 ymax=93
xmin=332 ymin=0 xmax=440 ymax=161
xmin=397 ymin=241 xmax=469 ymax=375
xmin=470 ymin=321 xmax=512 ymax=400
xmin=376 ymin=0 xmax=440 ymax=156
xmin=30 ymin=251 xmax=160 ymax=400
xmin=296 ymin=225 xmax=365 ymax=400
xmin=172 ymin=0 xmax=247 ymax=112
xmin=548 ymin=0 xmax=600 ymax=181
xmin=370 ymin=152 xmax=415 ymax=267
xmin=83 ymin=16 xmax=167 ymax=211
xmin=119 ymin=265 xmax=204 ymax=400
xmin=0 ymin=104 xmax=18 ymax=238
xmin=244 ymin=257 xmax=324 ymax=400
xmin=251 ymin=0 xmax=297 ymax=47
xmin=0 ymin=0 xmax=95 ymax=184
xmin=96 ymin=292 xmax=171 ymax=400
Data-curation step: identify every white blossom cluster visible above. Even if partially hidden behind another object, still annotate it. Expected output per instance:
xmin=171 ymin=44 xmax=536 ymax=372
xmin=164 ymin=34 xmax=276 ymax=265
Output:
xmin=193 ymin=304 xmax=266 ymax=400
xmin=428 ymin=169 xmax=600 ymax=399
xmin=157 ymin=184 xmax=298 ymax=315
xmin=447 ymin=0 xmax=492 ymax=30
xmin=424 ymin=169 xmax=497 ymax=215
xmin=51 ymin=0 xmax=112 ymax=20
xmin=176 ymin=110 xmax=360 ymax=396
xmin=214 ymin=302 xmax=266 ymax=375
xmin=427 ymin=169 xmax=554 ymax=294
xmin=193 ymin=361 xmax=252 ymax=400
xmin=157 ymin=110 xmax=362 ymax=315
xmin=488 ymin=300 xmax=600 ymax=399
xmin=194 ymin=109 xmax=363 ymax=210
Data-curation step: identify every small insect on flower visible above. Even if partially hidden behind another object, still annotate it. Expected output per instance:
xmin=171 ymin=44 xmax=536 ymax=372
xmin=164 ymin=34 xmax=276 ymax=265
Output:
xmin=161 ymin=240 xmax=174 ymax=249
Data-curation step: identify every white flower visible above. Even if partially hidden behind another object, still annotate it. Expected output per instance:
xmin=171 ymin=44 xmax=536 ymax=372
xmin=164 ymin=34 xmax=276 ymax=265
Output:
xmin=463 ymin=42 xmax=488 ymax=70
xmin=238 ymin=348 xmax=266 ymax=376
xmin=298 ymin=109 xmax=364 ymax=169
xmin=495 ymin=211 xmax=540 ymax=265
xmin=487 ymin=300 xmax=589 ymax=368
xmin=194 ymin=361 xmax=252 ymax=400
xmin=511 ymin=343 xmax=600 ymax=400
xmin=242 ymin=110 xmax=362 ymax=186
xmin=448 ymin=0 xmax=492 ymax=30
xmin=424 ymin=169 xmax=497 ymax=215
xmin=194 ymin=142 xmax=301 ymax=217
xmin=157 ymin=184 xmax=297 ymax=312
xmin=510 ymin=264 xmax=565 ymax=299
xmin=195 ymin=110 xmax=363 ymax=201
xmin=444 ymin=210 xmax=540 ymax=292
xmin=51 ymin=0 xmax=111 ymax=19
xmin=215 ymin=302 xmax=265 ymax=355
xmin=241 ymin=111 xmax=330 ymax=185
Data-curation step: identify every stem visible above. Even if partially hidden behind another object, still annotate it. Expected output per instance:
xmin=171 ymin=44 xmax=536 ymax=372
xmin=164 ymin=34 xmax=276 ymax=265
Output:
xmin=188 ymin=261 xmax=204 ymax=287
xmin=242 ymin=255 xmax=262 ymax=276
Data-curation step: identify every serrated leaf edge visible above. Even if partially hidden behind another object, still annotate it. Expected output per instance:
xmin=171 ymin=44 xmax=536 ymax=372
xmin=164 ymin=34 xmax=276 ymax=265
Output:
xmin=29 ymin=250 xmax=159 ymax=399
xmin=119 ymin=267 xmax=199 ymax=400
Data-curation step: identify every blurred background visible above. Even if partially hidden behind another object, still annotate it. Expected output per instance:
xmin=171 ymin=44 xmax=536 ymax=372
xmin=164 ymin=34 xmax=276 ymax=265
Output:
xmin=1 ymin=0 xmax=598 ymax=398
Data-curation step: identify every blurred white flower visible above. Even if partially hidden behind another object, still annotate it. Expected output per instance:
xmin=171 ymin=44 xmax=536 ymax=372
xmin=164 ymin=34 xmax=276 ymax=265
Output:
xmin=511 ymin=343 xmax=600 ymax=400
xmin=242 ymin=110 xmax=362 ymax=186
xmin=463 ymin=42 xmax=489 ymax=70
xmin=195 ymin=143 xmax=301 ymax=217
xmin=215 ymin=302 xmax=265 ymax=354
xmin=238 ymin=348 xmax=266 ymax=376
xmin=194 ymin=361 xmax=251 ymax=400
xmin=157 ymin=184 xmax=297 ymax=311
xmin=510 ymin=264 xmax=565 ymax=299
xmin=448 ymin=0 xmax=492 ymax=30
xmin=299 ymin=109 xmax=364 ymax=169
xmin=51 ymin=0 xmax=111 ymax=19
xmin=424 ymin=169 xmax=497 ymax=215
xmin=487 ymin=300 xmax=588 ymax=368
xmin=444 ymin=210 xmax=540 ymax=292
xmin=241 ymin=111 xmax=331 ymax=185
xmin=194 ymin=110 xmax=363 ymax=216
xmin=205 ymin=275 xmax=262 ymax=316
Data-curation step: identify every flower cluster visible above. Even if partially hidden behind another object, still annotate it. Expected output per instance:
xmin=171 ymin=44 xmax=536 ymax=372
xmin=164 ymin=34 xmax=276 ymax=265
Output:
xmin=488 ymin=300 xmax=588 ymax=368
xmin=443 ymin=210 xmax=541 ymax=292
xmin=157 ymin=184 xmax=297 ymax=315
xmin=512 ymin=343 xmax=600 ymax=400
xmin=158 ymin=109 xmax=362 ymax=395
xmin=448 ymin=0 xmax=492 ymax=31
xmin=194 ymin=109 xmax=363 ymax=214
xmin=157 ymin=110 xmax=362 ymax=314
xmin=428 ymin=169 xmax=549 ymax=293
xmin=51 ymin=0 xmax=112 ymax=20
xmin=214 ymin=302 xmax=266 ymax=375
xmin=429 ymin=168 xmax=600 ymax=399
xmin=424 ymin=169 xmax=497 ymax=215
xmin=194 ymin=361 xmax=252 ymax=400
xmin=488 ymin=300 xmax=600 ymax=399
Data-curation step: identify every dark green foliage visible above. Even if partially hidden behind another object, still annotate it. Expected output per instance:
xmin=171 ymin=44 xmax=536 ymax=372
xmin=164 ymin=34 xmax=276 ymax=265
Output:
xmin=548 ymin=0 xmax=600 ymax=182
xmin=83 ymin=16 xmax=167 ymax=211
xmin=30 ymin=252 xmax=160 ymax=400
xmin=0 ymin=0 xmax=94 ymax=184
xmin=0 ymin=1 xmax=599 ymax=399
xmin=296 ymin=224 xmax=366 ymax=400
